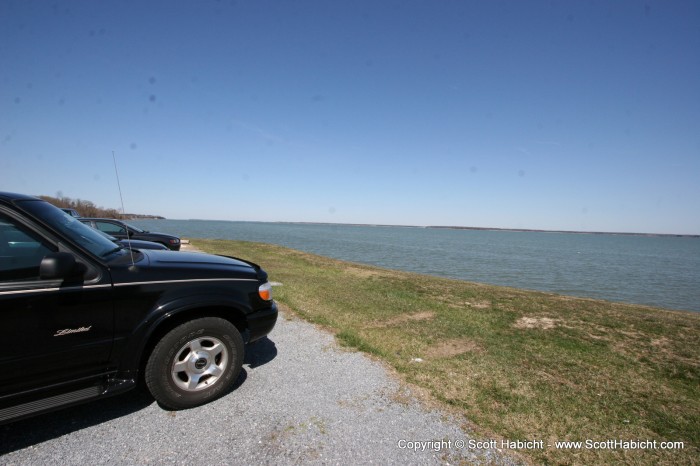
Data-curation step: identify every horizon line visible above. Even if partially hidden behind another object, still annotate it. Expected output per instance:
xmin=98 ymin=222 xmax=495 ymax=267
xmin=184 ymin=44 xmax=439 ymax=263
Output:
xmin=143 ymin=218 xmax=700 ymax=238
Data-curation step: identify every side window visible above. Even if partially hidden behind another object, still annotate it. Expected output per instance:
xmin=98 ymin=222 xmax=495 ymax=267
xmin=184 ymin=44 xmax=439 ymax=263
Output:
xmin=0 ymin=214 xmax=56 ymax=282
xmin=95 ymin=221 xmax=125 ymax=235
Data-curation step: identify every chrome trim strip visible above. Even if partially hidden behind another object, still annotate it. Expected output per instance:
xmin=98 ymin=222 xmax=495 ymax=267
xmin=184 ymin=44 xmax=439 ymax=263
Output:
xmin=62 ymin=284 xmax=113 ymax=291
xmin=0 ymin=284 xmax=112 ymax=296
xmin=0 ymin=278 xmax=256 ymax=296
xmin=0 ymin=287 xmax=61 ymax=296
xmin=113 ymin=278 xmax=258 ymax=287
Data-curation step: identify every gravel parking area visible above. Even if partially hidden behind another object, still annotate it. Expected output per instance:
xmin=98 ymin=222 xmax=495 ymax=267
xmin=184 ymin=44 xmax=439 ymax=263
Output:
xmin=1 ymin=298 xmax=521 ymax=465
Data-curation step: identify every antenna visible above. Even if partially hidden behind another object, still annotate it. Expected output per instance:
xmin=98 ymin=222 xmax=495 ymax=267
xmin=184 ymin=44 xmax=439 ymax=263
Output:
xmin=112 ymin=150 xmax=136 ymax=269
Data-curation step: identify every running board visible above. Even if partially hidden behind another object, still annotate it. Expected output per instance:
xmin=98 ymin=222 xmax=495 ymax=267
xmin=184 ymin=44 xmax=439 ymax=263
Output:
xmin=0 ymin=385 xmax=102 ymax=423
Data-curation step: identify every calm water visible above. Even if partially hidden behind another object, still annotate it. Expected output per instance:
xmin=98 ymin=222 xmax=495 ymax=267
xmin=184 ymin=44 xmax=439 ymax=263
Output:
xmin=131 ymin=219 xmax=700 ymax=312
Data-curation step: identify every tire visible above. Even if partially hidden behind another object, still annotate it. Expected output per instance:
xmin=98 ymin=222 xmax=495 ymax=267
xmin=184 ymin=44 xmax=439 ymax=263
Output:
xmin=145 ymin=317 xmax=244 ymax=410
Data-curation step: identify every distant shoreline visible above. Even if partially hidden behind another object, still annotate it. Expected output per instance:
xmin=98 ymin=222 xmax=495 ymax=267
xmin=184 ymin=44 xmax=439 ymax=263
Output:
xmin=159 ymin=218 xmax=699 ymax=238
xmin=426 ymin=225 xmax=700 ymax=238
xmin=266 ymin=221 xmax=700 ymax=238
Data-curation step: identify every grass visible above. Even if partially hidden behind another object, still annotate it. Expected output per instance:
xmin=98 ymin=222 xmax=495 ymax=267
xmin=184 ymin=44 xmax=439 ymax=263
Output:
xmin=196 ymin=239 xmax=700 ymax=465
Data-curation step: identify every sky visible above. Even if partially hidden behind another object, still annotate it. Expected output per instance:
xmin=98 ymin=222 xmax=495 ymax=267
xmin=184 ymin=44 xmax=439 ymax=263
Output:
xmin=1 ymin=1 xmax=699 ymax=234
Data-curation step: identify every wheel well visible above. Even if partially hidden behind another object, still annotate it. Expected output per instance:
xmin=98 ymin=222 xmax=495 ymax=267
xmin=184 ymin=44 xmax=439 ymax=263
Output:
xmin=137 ymin=306 xmax=248 ymax=383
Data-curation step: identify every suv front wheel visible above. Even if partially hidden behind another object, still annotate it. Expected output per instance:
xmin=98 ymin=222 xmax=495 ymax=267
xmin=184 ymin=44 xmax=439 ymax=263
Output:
xmin=145 ymin=317 xmax=244 ymax=410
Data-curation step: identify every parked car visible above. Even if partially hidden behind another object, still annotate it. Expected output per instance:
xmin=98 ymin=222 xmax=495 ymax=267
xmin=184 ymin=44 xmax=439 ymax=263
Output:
xmin=0 ymin=192 xmax=278 ymax=423
xmin=79 ymin=217 xmax=181 ymax=250
xmin=92 ymin=228 xmax=169 ymax=251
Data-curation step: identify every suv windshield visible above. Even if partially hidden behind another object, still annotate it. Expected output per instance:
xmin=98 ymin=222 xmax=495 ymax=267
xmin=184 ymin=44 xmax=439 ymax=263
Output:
xmin=19 ymin=200 xmax=123 ymax=258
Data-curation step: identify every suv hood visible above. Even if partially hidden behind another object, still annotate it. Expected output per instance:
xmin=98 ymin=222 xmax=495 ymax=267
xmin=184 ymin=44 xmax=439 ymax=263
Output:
xmin=133 ymin=249 xmax=263 ymax=280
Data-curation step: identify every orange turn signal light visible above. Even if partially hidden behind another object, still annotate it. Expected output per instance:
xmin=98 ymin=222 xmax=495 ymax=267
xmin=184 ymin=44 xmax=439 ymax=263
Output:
xmin=258 ymin=282 xmax=273 ymax=301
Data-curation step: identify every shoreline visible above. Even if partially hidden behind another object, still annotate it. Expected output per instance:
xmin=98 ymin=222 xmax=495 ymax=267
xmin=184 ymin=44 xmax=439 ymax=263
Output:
xmin=129 ymin=218 xmax=699 ymax=313
xmin=182 ymin=237 xmax=696 ymax=314
xmin=426 ymin=225 xmax=700 ymax=238
xmin=170 ymin=219 xmax=699 ymax=238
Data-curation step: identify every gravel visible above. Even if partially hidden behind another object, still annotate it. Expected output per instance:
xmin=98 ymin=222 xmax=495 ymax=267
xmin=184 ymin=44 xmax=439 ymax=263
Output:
xmin=0 ymin=311 xmax=522 ymax=465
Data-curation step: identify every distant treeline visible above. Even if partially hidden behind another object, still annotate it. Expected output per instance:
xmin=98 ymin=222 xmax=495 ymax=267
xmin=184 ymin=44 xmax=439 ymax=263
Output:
xmin=40 ymin=194 xmax=164 ymax=220
xmin=428 ymin=225 xmax=699 ymax=238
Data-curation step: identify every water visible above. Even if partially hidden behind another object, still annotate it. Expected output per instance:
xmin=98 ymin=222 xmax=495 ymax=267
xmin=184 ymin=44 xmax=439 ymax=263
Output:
xmin=130 ymin=219 xmax=700 ymax=312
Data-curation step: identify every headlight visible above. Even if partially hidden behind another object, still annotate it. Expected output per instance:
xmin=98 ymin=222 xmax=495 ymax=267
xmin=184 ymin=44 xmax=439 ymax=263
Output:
xmin=258 ymin=282 xmax=273 ymax=301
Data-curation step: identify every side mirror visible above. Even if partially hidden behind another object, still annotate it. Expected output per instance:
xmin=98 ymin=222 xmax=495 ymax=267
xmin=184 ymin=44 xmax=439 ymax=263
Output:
xmin=40 ymin=252 xmax=84 ymax=279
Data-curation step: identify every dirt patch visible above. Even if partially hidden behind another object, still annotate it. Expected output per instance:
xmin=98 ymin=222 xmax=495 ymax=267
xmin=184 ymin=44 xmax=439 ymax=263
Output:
xmin=425 ymin=338 xmax=483 ymax=358
xmin=651 ymin=336 xmax=670 ymax=348
xmin=366 ymin=311 xmax=436 ymax=328
xmin=345 ymin=266 xmax=382 ymax=279
xmin=514 ymin=316 xmax=558 ymax=330
xmin=465 ymin=300 xmax=491 ymax=309
xmin=446 ymin=300 xmax=492 ymax=310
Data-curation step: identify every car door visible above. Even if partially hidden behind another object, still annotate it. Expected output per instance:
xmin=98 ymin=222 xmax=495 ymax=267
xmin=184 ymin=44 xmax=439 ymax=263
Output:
xmin=93 ymin=220 xmax=129 ymax=240
xmin=0 ymin=212 xmax=114 ymax=397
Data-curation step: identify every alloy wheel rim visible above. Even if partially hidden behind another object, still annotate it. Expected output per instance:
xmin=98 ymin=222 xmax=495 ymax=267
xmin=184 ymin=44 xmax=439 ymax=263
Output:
xmin=170 ymin=336 xmax=228 ymax=391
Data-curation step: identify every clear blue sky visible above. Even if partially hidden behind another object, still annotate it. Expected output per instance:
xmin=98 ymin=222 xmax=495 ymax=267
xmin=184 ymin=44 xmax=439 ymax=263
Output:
xmin=2 ymin=1 xmax=699 ymax=234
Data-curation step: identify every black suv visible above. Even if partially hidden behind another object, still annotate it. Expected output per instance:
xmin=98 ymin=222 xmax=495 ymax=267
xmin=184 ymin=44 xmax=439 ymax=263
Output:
xmin=79 ymin=218 xmax=181 ymax=250
xmin=0 ymin=192 xmax=278 ymax=423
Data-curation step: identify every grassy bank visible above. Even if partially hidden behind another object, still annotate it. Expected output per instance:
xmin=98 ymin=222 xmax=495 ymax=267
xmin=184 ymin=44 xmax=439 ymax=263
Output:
xmin=196 ymin=239 xmax=699 ymax=465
